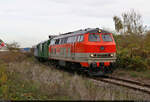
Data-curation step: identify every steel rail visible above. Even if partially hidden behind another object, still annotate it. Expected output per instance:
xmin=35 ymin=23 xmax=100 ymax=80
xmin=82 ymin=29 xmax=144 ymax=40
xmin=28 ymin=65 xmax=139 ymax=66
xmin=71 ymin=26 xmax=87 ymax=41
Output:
xmin=39 ymin=60 xmax=150 ymax=94
xmin=93 ymin=76 xmax=150 ymax=94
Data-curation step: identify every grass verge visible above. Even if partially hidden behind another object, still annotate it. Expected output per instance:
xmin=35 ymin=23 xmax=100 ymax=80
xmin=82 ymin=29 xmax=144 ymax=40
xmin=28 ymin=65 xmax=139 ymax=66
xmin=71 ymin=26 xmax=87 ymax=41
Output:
xmin=0 ymin=52 xmax=149 ymax=100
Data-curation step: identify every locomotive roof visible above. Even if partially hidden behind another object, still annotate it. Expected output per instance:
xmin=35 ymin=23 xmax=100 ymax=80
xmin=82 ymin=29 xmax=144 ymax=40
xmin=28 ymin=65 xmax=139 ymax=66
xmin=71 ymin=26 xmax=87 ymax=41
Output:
xmin=52 ymin=28 xmax=110 ymax=39
xmin=35 ymin=28 xmax=110 ymax=46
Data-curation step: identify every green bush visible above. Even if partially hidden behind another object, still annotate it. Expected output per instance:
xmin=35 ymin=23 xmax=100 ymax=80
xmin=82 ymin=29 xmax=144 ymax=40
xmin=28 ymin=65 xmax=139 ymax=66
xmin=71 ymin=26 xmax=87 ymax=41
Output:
xmin=116 ymin=51 xmax=148 ymax=71
xmin=146 ymin=58 xmax=150 ymax=67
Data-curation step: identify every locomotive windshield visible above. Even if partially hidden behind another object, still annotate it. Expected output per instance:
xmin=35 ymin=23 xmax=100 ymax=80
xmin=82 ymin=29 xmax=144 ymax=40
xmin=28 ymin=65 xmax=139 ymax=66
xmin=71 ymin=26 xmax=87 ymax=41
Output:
xmin=102 ymin=34 xmax=113 ymax=42
xmin=89 ymin=34 xmax=100 ymax=42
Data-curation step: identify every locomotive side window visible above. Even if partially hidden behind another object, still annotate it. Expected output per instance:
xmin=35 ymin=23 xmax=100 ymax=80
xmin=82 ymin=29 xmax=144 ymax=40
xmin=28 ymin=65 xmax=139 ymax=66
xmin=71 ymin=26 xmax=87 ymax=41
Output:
xmin=77 ymin=35 xmax=84 ymax=42
xmin=102 ymin=34 xmax=113 ymax=42
xmin=55 ymin=39 xmax=60 ymax=44
xmin=64 ymin=37 xmax=68 ymax=43
xmin=89 ymin=34 xmax=100 ymax=42
xmin=50 ymin=39 xmax=55 ymax=45
xmin=60 ymin=39 xmax=63 ymax=44
xmin=79 ymin=35 xmax=84 ymax=42
xmin=77 ymin=36 xmax=80 ymax=42
xmin=67 ymin=37 xmax=72 ymax=43
xmin=59 ymin=37 xmax=68 ymax=44
xmin=67 ymin=36 xmax=76 ymax=43
xmin=72 ymin=36 xmax=77 ymax=43
xmin=60 ymin=38 xmax=64 ymax=44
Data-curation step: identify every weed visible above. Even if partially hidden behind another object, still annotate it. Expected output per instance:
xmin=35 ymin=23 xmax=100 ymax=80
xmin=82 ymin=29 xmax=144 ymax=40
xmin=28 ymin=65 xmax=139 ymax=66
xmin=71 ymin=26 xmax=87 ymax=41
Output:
xmin=130 ymin=72 xmax=138 ymax=78
xmin=0 ymin=52 xmax=150 ymax=100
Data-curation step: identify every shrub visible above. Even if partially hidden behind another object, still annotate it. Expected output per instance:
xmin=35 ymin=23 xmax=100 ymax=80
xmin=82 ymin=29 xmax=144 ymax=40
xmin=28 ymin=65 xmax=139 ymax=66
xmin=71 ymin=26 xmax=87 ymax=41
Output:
xmin=146 ymin=58 xmax=150 ymax=68
xmin=116 ymin=51 xmax=148 ymax=71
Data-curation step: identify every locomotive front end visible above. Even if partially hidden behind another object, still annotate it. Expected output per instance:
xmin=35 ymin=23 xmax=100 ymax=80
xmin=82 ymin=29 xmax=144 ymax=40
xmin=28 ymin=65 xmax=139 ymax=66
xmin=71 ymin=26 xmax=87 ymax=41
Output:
xmin=79 ymin=29 xmax=117 ymax=76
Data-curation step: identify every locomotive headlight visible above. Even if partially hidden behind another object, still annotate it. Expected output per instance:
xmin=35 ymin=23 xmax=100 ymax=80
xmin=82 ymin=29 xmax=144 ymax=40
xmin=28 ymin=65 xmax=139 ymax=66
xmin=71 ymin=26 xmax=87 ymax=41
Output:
xmin=90 ymin=54 xmax=95 ymax=57
xmin=110 ymin=53 xmax=114 ymax=57
xmin=90 ymin=54 xmax=94 ymax=57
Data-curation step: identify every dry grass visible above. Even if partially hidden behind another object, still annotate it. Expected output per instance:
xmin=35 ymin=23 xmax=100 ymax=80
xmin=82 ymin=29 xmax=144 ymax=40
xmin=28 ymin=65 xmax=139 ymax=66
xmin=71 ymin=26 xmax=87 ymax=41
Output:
xmin=0 ymin=51 xmax=150 ymax=100
xmin=110 ymin=68 xmax=150 ymax=84
xmin=0 ymin=51 xmax=28 ymax=63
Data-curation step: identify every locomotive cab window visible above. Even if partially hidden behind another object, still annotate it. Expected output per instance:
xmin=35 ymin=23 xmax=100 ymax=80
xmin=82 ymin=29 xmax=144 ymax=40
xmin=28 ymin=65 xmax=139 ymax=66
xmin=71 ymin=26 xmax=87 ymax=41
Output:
xmin=89 ymin=34 xmax=100 ymax=42
xmin=102 ymin=34 xmax=113 ymax=42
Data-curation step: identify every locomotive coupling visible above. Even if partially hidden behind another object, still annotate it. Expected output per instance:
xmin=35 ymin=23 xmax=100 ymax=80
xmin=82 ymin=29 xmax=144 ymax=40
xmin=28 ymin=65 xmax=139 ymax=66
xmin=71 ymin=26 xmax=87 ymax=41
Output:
xmin=90 ymin=62 xmax=97 ymax=68
xmin=100 ymin=62 xmax=104 ymax=66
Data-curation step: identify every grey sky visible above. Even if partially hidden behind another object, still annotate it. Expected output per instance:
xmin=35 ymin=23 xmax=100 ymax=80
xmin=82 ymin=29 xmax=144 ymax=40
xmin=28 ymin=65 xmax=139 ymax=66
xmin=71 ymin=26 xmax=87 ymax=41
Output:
xmin=0 ymin=0 xmax=150 ymax=47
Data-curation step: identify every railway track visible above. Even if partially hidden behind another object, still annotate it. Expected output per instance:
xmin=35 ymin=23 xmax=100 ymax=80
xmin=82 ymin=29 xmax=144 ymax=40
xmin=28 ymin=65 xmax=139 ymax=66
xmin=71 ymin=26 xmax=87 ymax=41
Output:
xmin=93 ymin=76 xmax=150 ymax=94
xmin=40 ymin=61 xmax=150 ymax=94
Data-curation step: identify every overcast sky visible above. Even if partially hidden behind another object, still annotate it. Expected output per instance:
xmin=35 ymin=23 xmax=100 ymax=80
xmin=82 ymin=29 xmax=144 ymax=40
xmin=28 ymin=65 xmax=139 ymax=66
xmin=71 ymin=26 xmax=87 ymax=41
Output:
xmin=0 ymin=0 xmax=150 ymax=47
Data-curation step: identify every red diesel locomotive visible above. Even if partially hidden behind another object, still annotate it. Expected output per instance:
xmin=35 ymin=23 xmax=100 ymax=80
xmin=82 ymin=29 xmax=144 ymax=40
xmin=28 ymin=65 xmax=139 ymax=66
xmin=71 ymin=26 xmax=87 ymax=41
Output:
xmin=48 ymin=28 xmax=116 ymax=76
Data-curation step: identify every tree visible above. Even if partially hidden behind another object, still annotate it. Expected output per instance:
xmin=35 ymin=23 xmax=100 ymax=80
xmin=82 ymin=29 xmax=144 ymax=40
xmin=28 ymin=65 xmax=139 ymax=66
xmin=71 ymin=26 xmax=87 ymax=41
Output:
xmin=113 ymin=16 xmax=123 ymax=33
xmin=6 ymin=41 xmax=20 ymax=51
xmin=0 ymin=39 xmax=5 ymax=48
xmin=113 ymin=9 xmax=147 ymax=35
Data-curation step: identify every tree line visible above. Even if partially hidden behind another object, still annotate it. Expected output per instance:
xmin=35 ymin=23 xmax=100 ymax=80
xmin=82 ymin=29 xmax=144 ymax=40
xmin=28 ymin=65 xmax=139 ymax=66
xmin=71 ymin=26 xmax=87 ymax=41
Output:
xmin=113 ymin=9 xmax=150 ymax=71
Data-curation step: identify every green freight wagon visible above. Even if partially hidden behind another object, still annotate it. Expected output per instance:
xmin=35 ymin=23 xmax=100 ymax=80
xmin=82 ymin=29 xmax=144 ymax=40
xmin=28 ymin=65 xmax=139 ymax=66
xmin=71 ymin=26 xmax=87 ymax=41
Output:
xmin=36 ymin=39 xmax=50 ymax=61
xmin=34 ymin=35 xmax=57 ymax=61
